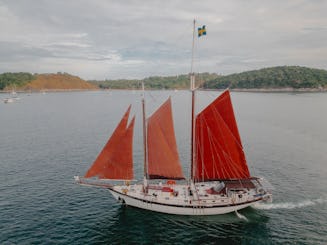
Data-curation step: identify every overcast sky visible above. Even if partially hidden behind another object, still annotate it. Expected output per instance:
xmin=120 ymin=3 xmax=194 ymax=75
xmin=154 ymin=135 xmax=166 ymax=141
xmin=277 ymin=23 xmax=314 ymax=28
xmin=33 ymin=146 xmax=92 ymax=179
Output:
xmin=0 ymin=0 xmax=326 ymax=80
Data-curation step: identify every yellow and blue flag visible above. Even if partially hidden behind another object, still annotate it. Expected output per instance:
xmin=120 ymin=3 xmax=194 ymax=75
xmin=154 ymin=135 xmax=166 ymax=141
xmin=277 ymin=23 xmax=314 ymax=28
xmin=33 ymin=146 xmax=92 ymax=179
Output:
xmin=198 ymin=25 xmax=206 ymax=37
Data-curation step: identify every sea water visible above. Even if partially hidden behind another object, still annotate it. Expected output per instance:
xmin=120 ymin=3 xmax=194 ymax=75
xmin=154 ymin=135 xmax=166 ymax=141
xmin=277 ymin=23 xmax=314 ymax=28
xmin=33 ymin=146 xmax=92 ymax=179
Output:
xmin=0 ymin=91 xmax=326 ymax=244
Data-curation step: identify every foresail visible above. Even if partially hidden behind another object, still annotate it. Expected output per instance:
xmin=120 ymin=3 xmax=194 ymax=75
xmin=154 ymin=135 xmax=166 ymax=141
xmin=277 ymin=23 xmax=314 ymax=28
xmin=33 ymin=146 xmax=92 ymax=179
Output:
xmin=147 ymin=98 xmax=184 ymax=180
xmin=84 ymin=105 xmax=134 ymax=180
xmin=194 ymin=90 xmax=250 ymax=181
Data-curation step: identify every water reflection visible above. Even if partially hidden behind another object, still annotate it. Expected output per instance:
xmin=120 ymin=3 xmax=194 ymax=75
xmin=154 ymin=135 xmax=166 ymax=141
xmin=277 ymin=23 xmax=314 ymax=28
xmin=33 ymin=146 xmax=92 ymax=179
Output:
xmin=90 ymin=205 xmax=271 ymax=244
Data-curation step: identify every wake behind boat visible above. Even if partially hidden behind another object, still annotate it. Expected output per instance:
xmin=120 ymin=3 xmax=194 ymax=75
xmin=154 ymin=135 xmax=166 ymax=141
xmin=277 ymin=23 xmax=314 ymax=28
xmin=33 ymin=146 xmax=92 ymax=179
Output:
xmin=75 ymin=20 xmax=272 ymax=215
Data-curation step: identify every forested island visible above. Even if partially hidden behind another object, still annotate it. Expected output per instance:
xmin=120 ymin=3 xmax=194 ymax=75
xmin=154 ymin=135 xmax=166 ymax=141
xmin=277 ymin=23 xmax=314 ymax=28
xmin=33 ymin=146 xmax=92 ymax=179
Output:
xmin=1 ymin=66 xmax=326 ymax=91
xmin=0 ymin=72 xmax=36 ymax=90
xmin=0 ymin=72 xmax=97 ymax=91
xmin=93 ymin=66 xmax=327 ymax=91
xmin=202 ymin=66 xmax=327 ymax=90
xmin=89 ymin=73 xmax=219 ymax=90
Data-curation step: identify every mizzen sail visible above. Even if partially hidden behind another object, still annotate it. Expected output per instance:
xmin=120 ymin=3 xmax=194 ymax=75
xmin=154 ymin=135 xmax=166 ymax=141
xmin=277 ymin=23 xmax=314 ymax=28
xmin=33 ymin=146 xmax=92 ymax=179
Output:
xmin=84 ymin=105 xmax=135 ymax=180
xmin=194 ymin=90 xmax=250 ymax=181
xmin=147 ymin=98 xmax=184 ymax=180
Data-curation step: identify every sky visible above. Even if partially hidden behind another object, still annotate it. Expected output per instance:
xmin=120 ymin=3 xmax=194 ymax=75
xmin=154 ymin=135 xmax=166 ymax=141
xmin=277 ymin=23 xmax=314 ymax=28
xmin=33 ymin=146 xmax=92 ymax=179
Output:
xmin=0 ymin=0 xmax=326 ymax=80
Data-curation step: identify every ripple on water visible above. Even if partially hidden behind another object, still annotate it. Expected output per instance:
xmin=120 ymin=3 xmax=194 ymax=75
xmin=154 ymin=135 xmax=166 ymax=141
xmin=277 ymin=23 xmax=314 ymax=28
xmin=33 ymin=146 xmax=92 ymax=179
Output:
xmin=1 ymin=92 xmax=327 ymax=244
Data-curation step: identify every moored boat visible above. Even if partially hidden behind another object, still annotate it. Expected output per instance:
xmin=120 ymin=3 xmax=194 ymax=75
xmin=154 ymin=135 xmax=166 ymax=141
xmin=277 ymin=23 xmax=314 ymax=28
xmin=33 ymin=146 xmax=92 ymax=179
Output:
xmin=3 ymin=97 xmax=15 ymax=103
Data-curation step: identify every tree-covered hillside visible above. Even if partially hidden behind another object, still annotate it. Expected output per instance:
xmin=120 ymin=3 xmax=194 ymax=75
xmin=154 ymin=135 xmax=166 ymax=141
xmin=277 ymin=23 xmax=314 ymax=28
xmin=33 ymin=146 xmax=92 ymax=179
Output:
xmin=0 ymin=72 xmax=36 ymax=90
xmin=1 ymin=66 xmax=326 ymax=91
xmin=23 ymin=73 xmax=97 ymax=90
xmin=0 ymin=72 xmax=96 ymax=91
xmin=91 ymin=66 xmax=327 ymax=90
xmin=90 ymin=73 xmax=219 ymax=90
xmin=202 ymin=66 xmax=327 ymax=89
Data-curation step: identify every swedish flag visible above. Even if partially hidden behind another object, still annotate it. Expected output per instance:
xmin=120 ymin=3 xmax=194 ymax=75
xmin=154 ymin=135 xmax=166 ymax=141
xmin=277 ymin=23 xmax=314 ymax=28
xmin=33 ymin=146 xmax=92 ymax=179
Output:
xmin=198 ymin=25 xmax=206 ymax=37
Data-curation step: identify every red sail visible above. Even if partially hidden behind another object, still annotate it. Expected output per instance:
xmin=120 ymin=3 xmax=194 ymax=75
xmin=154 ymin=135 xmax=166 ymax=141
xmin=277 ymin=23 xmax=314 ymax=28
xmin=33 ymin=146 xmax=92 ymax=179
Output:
xmin=211 ymin=90 xmax=242 ymax=144
xmin=85 ymin=106 xmax=135 ymax=180
xmin=147 ymin=98 xmax=185 ymax=179
xmin=194 ymin=90 xmax=250 ymax=181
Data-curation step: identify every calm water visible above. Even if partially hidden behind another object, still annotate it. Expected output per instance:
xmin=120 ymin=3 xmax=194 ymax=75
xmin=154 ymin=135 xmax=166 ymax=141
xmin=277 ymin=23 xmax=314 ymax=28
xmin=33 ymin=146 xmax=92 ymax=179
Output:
xmin=0 ymin=91 xmax=326 ymax=244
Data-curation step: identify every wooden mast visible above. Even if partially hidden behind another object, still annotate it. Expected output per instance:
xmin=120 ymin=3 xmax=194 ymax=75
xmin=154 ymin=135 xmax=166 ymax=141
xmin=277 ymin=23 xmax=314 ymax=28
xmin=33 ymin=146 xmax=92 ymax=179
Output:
xmin=190 ymin=19 xmax=196 ymax=183
xmin=142 ymin=82 xmax=148 ymax=189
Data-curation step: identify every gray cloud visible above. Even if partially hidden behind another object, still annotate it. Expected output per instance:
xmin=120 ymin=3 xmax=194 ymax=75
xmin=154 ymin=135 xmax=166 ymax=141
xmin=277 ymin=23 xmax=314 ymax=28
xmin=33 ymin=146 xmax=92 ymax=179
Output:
xmin=0 ymin=0 xmax=326 ymax=79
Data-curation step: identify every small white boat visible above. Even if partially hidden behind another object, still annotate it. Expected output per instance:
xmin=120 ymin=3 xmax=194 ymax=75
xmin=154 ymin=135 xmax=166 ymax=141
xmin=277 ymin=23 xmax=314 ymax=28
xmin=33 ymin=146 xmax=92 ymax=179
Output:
xmin=3 ymin=87 xmax=20 ymax=103
xmin=3 ymin=98 xmax=15 ymax=103
xmin=3 ymin=95 xmax=20 ymax=103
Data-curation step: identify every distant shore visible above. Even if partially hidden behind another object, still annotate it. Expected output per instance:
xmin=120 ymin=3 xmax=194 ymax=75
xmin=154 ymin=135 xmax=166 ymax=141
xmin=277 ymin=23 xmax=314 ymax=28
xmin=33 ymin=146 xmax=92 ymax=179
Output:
xmin=0 ymin=89 xmax=99 ymax=93
xmin=229 ymin=87 xmax=327 ymax=93
xmin=2 ymin=67 xmax=327 ymax=92
xmin=1 ymin=87 xmax=327 ymax=93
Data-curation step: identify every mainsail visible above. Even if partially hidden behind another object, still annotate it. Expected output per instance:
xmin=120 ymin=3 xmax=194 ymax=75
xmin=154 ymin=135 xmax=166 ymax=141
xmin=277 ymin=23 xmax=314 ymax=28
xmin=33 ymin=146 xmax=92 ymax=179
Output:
xmin=84 ymin=105 xmax=135 ymax=180
xmin=147 ymin=98 xmax=184 ymax=179
xmin=194 ymin=90 xmax=250 ymax=181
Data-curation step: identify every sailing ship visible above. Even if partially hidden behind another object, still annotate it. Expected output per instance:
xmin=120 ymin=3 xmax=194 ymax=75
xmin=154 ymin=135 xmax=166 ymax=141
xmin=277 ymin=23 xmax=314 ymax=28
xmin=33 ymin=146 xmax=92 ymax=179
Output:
xmin=75 ymin=89 xmax=272 ymax=215
xmin=75 ymin=21 xmax=272 ymax=215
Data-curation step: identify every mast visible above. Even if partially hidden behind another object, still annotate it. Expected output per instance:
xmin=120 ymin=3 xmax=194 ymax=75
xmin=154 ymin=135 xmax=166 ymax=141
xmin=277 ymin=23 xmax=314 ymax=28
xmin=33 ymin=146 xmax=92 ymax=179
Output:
xmin=142 ymin=82 xmax=148 ymax=182
xmin=190 ymin=19 xmax=196 ymax=183
xmin=190 ymin=19 xmax=196 ymax=87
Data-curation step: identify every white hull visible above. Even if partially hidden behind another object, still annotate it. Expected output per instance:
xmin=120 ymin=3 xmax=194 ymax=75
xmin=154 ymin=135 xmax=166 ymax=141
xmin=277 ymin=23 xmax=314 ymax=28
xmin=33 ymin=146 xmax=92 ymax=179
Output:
xmin=3 ymin=96 xmax=20 ymax=103
xmin=3 ymin=98 xmax=14 ymax=103
xmin=107 ymin=181 xmax=271 ymax=216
